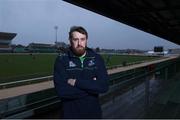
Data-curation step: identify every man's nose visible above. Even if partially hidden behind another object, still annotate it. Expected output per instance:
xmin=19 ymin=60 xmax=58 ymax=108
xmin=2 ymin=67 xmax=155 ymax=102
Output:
xmin=78 ymin=40 xmax=81 ymax=45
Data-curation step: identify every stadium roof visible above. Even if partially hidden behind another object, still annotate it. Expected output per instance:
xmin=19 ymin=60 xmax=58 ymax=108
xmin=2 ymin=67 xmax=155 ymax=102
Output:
xmin=63 ymin=0 xmax=180 ymax=45
xmin=0 ymin=32 xmax=17 ymax=40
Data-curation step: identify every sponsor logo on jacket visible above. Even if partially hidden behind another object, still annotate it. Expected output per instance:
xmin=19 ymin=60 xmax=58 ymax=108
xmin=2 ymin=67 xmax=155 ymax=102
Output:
xmin=88 ymin=60 xmax=95 ymax=67
xmin=69 ymin=61 xmax=76 ymax=67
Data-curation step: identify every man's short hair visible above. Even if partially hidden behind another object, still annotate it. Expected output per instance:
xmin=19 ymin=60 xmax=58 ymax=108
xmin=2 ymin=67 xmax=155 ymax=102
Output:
xmin=69 ymin=26 xmax=88 ymax=40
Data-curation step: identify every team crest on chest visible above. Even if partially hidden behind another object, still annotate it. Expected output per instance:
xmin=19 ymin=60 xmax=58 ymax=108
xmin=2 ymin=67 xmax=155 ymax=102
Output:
xmin=88 ymin=60 xmax=95 ymax=66
xmin=69 ymin=61 xmax=76 ymax=67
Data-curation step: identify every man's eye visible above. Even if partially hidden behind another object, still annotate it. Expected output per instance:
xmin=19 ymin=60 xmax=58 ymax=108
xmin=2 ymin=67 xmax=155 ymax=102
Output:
xmin=72 ymin=39 xmax=78 ymax=41
xmin=81 ymin=38 xmax=86 ymax=41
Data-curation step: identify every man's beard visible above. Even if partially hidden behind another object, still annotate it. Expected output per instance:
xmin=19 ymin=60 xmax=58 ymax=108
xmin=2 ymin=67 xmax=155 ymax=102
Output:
xmin=72 ymin=46 xmax=86 ymax=57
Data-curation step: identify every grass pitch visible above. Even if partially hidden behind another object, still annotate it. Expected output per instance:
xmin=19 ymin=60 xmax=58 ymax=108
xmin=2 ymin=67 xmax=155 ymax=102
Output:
xmin=0 ymin=53 xmax=158 ymax=83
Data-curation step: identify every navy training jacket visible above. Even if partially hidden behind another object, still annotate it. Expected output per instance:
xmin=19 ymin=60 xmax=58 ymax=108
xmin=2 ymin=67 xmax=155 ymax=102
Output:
xmin=53 ymin=48 xmax=109 ymax=118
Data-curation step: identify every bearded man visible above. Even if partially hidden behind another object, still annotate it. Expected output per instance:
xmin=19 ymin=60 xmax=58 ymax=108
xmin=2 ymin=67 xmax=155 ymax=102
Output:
xmin=53 ymin=26 xmax=109 ymax=119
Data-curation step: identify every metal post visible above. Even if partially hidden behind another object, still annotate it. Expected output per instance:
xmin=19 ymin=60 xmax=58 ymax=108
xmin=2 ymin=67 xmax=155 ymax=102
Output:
xmin=145 ymin=72 xmax=150 ymax=114
xmin=174 ymin=63 xmax=176 ymax=74
xmin=165 ymin=67 xmax=168 ymax=81
xmin=112 ymin=79 xmax=115 ymax=103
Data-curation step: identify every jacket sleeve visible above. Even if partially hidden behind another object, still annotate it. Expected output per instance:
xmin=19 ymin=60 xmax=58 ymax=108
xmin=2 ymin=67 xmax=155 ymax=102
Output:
xmin=53 ymin=56 xmax=87 ymax=99
xmin=75 ymin=55 xmax=109 ymax=94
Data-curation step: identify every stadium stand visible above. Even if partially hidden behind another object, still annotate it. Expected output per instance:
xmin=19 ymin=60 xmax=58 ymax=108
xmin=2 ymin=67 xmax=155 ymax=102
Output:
xmin=0 ymin=32 xmax=17 ymax=53
xmin=27 ymin=43 xmax=56 ymax=53
xmin=12 ymin=44 xmax=28 ymax=53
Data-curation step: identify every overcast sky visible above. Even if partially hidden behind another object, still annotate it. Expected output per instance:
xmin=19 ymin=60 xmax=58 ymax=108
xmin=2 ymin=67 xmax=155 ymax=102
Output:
xmin=0 ymin=0 xmax=179 ymax=50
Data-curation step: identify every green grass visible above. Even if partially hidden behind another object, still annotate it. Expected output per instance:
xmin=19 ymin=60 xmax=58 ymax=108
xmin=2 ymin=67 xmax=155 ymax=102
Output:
xmin=102 ymin=54 xmax=158 ymax=67
xmin=0 ymin=54 xmax=56 ymax=83
xmin=0 ymin=53 xmax=159 ymax=83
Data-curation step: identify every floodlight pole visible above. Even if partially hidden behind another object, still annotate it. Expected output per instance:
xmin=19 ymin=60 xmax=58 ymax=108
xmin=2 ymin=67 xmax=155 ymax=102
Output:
xmin=54 ymin=25 xmax=58 ymax=44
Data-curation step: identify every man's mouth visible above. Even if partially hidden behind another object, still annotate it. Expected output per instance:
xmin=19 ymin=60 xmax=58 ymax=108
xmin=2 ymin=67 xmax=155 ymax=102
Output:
xmin=72 ymin=46 xmax=85 ymax=56
xmin=77 ymin=46 xmax=84 ymax=49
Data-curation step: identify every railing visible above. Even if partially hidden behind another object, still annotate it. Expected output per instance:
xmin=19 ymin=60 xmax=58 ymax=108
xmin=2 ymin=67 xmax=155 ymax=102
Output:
xmin=0 ymin=89 xmax=59 ymax=118
xmin=0 ymin=76 xmax=53 ymax=89
xmin=0 ymin=56 xmax=179 ymax=118
xmin=0 ymin=69 xmax=148 ymax=118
